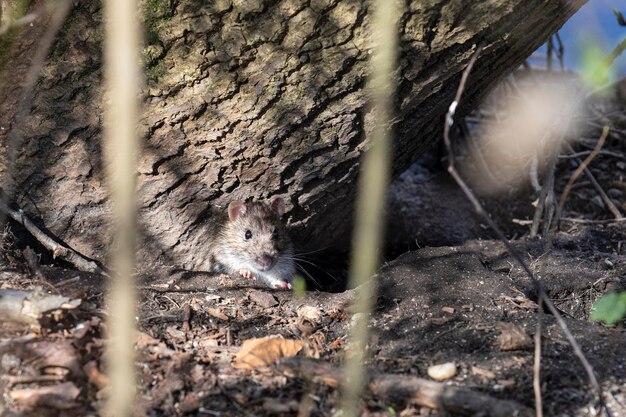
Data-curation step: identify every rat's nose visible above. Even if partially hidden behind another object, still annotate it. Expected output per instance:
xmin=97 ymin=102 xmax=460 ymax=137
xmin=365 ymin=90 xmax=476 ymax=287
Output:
xmin=257 ymin=255 xmax=274 ymax=269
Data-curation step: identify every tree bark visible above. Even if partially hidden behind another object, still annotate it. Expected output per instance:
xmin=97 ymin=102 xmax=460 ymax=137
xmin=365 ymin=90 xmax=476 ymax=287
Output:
xmin=0 ymin=0 xmax=586 ymax=272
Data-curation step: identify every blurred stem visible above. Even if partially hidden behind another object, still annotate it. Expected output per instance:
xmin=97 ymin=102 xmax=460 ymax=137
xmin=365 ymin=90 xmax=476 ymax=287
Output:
xmin=102 ymin=0 xmax=142 ymax=416
xmin=339 ymin=1 xmax=398 ymax=416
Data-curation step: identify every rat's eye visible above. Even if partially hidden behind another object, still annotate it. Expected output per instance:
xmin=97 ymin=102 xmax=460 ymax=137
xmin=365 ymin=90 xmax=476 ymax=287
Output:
xmin=245 ymin=230 xmax=252 ymax=240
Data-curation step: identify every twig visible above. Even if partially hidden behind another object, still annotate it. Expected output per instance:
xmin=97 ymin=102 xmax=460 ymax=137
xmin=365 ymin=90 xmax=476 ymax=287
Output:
xmin=281 ymin=358 xmax=533 ymax=417
xmin=182 ymin=302 xmax=191 ymax=332
xmin=540 ymin=155 xmax=558 ymax=249
xmin=2 ymin=374 xmax=66 ymax=387
xmin=534 ymin=295 xmax=543 ymax=417
xmin=559 ymin=149 xmax=624 ymax=160
xmin=563 ymin=144 xmax=623 ymax=221
xmin=594 ymin=36 xmax=626 ymax=81
xmin=443 ymin=44 xmax=609 ymax=416
xmin=558 ymin=124 xmax=612 ymax=218
xmin=554 ymin=33 xmax=564 ymax=71
xmin=0 ymin=200 xmax=106 ymax=274
xmin=0 ymin=334 xmax=36 ymax=348
xmin=561 ymin=217 xmax=626 ymax=224
xmin=546 ymin=36 xmax=553 ymax=71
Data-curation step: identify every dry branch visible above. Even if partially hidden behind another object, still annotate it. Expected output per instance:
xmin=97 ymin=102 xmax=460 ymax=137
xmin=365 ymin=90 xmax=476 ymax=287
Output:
xmin=443 ymin=46 xmax=609 ymax=415
xmin=0 ymin=288 xmax=80 ymax=326
xmin=280 ymin=357 xmax=533 ymax=417
xmin=558 ymin=124 xmax=620 ymax=220
xmin=0 ymin=200 xmax=105 ymax=274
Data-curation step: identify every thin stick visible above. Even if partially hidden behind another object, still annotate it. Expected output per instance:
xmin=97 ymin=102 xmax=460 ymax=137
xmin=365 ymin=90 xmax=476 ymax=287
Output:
xmin=339 ymin=1 xmax=397 ymax=416
xmin=182 ymin=302 xmax=191 ymax=332
xmin=0 ymin=200 xmax=105 ymax=274
xmin=558 ymin=125 xmax=612 ymax=216
xmin=102 ymin=0 xmax=142 ymax=415
xmin=562 ymin=217 xmax=626 ymax=224
xmin=534 ymin=295 xmax=543 ymax=417
xmin=594 ymin=36 xmax=626 ymax=80
xmin=546 ymin=36 xmax=553 ymax=71
xmin=554 ymin=33 xmax=565 ymax=71
xmin=443 ymin=44 xmax=609 ymax=415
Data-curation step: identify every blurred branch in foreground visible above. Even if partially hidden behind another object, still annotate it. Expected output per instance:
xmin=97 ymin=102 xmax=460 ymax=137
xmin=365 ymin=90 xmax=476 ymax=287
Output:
xmin=339 ymin=1 xmax=398 ymax=416
xmin=102 ymin=0 xmax=142 ymax=415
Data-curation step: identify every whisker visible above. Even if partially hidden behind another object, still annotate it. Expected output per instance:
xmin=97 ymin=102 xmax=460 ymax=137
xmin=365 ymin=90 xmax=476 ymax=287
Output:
xmin=287 ymin=256 xmax=340 ymax=283
xmin=293 ymin=246 xmax=333 ymax=256
xmin=295 ymin=263 xmax=320 ymax=287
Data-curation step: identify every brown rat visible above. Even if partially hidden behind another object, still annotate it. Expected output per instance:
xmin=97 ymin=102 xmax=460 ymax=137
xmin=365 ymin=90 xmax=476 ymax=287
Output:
xmin=207 ymin=197 xmax=295 ymax=290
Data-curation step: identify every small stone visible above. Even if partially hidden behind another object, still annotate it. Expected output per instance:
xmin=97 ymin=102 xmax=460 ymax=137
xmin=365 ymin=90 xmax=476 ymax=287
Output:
xmin=166 ymin=326 xmax=186 ymax=342
xmin=427 ymin=362 xmax=456 ymax=381
xmin=1 ymin=354 xmax=21 ymax=372
xmin=441 ymin=306 xmax=455 ymax=314
xmin=601 ymin=258 xmax=614 ymax=269
xmin=607 ymin=188 xmax=622 ymax=198
xmin=249 ymin=290 xmax=278 ymax=308
xmin=591 ymin=195 xmax=605 ymax=209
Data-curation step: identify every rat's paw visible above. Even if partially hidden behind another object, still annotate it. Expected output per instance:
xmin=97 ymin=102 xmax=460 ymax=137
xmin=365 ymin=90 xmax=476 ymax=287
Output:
xmin=273 ymin=281 xmax=292 ymax=290
xmin=239 ymin=269 xmax=256 ymax=280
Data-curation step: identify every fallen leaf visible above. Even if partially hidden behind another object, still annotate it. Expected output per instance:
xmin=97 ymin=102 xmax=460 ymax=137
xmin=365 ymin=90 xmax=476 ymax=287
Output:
xmin=495 ymin=324 xmax=532 ymax=351
xmin=297 ymin=305 xmax=323 ymax=322
xmin=83 ymin=360 xmax=109 ymax=389
xmin=166 ymin=326 xmax=186 ymax=343
xmin=262 ymin=398 xmax=299 ymax=413
xmin=233 ymin=336 xmax=303 ymax=370
xmin=10 ymin=382 xmax=80 ymax=409
xmin=31 ymin=340 xmax=81 ymax=376
xmin=136 ymin=331 xmax=161 ymax=347
xmin=329 ymin=338 xmax=343 ymax=350
xmin=179 ymin=392 xmax=202 ymax=413
xmin=207 ymin=307 xmax=229 ymax=321
xmin=302 ymin=330 xmax=325 ymax=358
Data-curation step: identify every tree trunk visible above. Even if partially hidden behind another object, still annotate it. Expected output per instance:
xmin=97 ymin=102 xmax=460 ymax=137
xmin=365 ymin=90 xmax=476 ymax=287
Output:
xmin=0 ymin=0 xmax=585 ymax=272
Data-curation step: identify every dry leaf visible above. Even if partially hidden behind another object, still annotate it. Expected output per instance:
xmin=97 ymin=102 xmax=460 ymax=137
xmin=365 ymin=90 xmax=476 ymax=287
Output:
xmin=302 ymin=330 xmax=325 ymax=358
xmin=329 ymin=338 xmax=342 ymax=350
xmin=207 ymin=307 xmax=229 ymax=321
xmin=495 ymin=324 xmax=532 ymax=351
xmin=297 ymin=305 xmax=323 ymax=322
xmin=233 ymin=336 xmax=303 ymax=370
xmin=83 ymin=360 xmax=109 ymax=389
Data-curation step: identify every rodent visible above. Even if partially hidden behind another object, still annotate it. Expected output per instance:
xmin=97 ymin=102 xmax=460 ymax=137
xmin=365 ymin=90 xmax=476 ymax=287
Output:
xmin=207 ymin=197 xmax=296 ymax=290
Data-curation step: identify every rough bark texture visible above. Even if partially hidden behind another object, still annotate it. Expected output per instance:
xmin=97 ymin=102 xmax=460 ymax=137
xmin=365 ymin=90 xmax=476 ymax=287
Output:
xmin=0 ymin=0 xmax=586 ymax=272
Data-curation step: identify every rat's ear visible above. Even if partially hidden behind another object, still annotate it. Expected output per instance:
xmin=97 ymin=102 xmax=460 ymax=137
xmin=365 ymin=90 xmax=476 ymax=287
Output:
xmin=271 ymin=197 xmax=285 ymax=217
xmin=228 ymin=201 xmax=247 ymax=221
